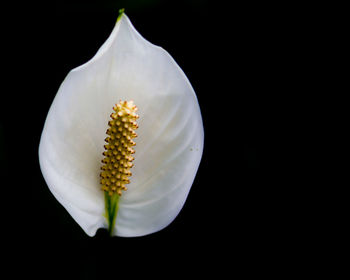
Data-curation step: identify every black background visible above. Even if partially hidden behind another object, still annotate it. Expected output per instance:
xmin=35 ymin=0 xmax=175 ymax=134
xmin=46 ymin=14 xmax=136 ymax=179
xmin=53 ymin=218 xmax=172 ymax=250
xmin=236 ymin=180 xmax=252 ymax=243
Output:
xmin=0 ymin=0 xmax=312 ymax=277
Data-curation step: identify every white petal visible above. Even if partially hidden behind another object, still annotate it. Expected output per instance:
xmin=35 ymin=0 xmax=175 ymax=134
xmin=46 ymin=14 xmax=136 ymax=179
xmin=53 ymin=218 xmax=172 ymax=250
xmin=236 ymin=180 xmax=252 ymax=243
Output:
xmin=39 ymin=14 xmax=204 ymax=237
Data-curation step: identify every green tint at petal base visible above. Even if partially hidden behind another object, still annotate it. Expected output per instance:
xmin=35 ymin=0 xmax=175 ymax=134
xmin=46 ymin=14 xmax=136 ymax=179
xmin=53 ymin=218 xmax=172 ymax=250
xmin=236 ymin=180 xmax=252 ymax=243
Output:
xmin=104 ymin=192 xmax=120 ymax=236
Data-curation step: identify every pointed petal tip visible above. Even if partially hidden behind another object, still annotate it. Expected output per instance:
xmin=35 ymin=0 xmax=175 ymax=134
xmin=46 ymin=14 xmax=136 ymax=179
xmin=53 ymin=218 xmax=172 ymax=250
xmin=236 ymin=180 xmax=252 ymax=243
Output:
xmin=117 ymin=8 xmax=125 ymax=23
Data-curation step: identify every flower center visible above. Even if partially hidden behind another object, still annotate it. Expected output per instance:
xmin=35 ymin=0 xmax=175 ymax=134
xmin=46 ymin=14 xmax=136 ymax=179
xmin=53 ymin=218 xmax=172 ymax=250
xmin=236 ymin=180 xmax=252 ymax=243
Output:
xmin=100 ymin=100 xmax=139 ymax=196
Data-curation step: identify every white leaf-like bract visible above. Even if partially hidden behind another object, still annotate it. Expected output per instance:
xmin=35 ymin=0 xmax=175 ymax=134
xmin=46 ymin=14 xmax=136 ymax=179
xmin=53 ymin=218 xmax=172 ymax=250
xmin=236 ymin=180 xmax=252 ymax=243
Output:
xmin=39 ymin=14 xmax=204 ymax=237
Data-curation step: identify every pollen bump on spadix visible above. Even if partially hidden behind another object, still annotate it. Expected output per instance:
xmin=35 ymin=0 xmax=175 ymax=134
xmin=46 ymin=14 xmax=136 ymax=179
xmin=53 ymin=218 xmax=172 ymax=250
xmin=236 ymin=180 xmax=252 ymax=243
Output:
xmin=100 ymin=100 xmax=139 ymax=196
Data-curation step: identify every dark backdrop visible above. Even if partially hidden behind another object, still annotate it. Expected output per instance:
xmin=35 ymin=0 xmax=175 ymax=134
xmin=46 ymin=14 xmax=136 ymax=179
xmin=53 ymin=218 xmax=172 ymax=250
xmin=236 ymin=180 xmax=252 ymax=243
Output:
xmin=0 ymin=0 xmax=305 ymax=278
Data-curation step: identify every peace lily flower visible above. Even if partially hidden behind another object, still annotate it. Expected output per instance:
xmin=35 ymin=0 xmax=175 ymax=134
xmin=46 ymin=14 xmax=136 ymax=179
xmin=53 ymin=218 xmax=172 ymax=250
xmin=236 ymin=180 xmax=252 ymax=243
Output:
xmin=39 ymin=11 xmax=204 ymax=237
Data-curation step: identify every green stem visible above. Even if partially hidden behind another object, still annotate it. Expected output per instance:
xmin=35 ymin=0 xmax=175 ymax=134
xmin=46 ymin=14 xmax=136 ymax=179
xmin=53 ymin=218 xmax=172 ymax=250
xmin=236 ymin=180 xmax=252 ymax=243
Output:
xmin=104 ymin=192 xmax=120 ymax=236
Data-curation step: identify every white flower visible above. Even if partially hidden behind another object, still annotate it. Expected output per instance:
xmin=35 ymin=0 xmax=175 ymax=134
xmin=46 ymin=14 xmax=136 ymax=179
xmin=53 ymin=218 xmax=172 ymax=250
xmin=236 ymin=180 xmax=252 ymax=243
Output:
xmin=39 ymin=12 xmax=204 ymax=237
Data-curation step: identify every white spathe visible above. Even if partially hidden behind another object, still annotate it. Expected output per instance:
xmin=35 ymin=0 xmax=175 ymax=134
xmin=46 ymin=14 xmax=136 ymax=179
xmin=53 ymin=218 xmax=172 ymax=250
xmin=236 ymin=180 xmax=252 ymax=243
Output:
xmin=39 ymin=14 xmax=204 ymax=237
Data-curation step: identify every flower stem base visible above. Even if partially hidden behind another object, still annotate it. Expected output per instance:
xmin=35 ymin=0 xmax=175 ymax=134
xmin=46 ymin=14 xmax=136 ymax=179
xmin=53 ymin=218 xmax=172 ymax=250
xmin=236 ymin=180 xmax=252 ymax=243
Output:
xmin=104 ymin=192 xmax=120 ymax=236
